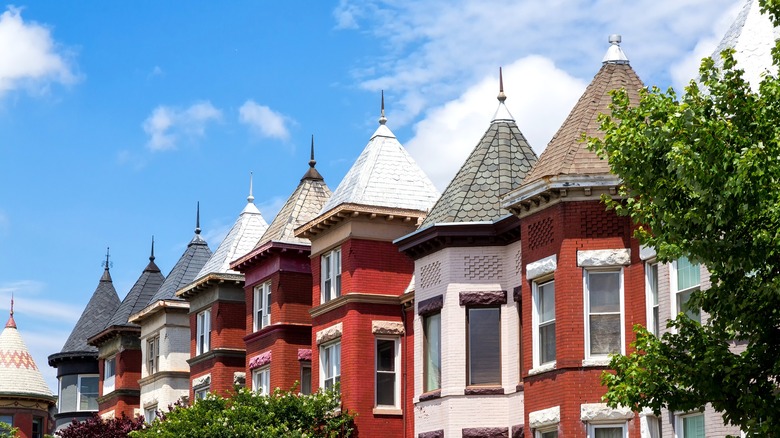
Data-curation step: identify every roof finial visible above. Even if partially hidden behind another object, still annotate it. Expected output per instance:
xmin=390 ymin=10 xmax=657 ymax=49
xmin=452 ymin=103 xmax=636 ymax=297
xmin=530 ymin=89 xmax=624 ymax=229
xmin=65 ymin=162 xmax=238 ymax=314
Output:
xmin=602 ymin=34 xmax=629 ymax=64
xmin=497 ymin=67 xmax=507 ymax=103
xmin=150 ymin=236 xmax=155 ymax=262
xmin=102 ymin=247 xmax=112 ymax=271
xmin=248 ymin=172 xmax=255 ymax=204
xmin=195 ymin=202 xmax=201 ymax=235
xmin=309 ymin=135 xmax=317 ymax=169
xmin=6 ymin=294 xmax=15 ymax=329
xmin=379 ymin=90 xmax=387 ymax=125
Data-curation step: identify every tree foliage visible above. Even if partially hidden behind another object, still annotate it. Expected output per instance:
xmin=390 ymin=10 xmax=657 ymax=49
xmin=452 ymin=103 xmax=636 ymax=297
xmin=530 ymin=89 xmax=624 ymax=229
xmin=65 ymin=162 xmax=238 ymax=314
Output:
xmin=587 ymin=1 xmax=780 ymax=435
xmin=130 ymin=387 xmax=355 ymax=438
xmin=56 ymin=414 xmax=145 ymax=438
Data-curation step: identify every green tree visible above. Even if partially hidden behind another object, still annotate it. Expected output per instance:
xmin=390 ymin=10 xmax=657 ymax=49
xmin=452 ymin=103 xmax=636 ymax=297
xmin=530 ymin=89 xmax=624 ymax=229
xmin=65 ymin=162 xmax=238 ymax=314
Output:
xmin=587 ymin=1 xmax=780 ymax=435
xmin=130 ymin=386 xmax=355 ymax=438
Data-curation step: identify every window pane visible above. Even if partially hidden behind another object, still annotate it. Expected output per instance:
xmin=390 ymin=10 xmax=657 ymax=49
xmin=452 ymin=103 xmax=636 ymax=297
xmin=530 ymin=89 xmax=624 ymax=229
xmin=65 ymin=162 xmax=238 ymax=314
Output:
xmin=59 ymin=375 xmax=77 ymax=412
xmin=540 ymin=322 xmax=556 ymax=363
xmin=594 ymin=427 xmax=623 ymax=438
xmin=677 ymin=257 xmax=700 ymax=290
xmin=589 ymin=272 xmax=620 ymax=313
xmin=300 ymin=365 xmax=311 ymax=395
xmin=377 ymin=340 xmax=395 ymax=371
xmin=424 ymin=313 xmax=441 ymax=392
xmin=540 ymin=431 xmax=558 ymax=438
xmin=469 ymin=308 xmax=500 ymax=385
xmin=649 ymin=264 xmax=658 ymax=306
xmin=0 ymin=416 xmax=11 ymax=426
xmin=590 ymin=314 xmax=621 ymax=355
xmin=376 ymin=372 xmax=395 ymax=406
xmin=80 ymin=376 xmax=99 ymax=411
xmin=683 ymin=414 xmax=705 ymax=438
xmin=678 ymin=289 xmax=700 ymax=323
xmin=539 ymin=282 xmax=555 ymax=323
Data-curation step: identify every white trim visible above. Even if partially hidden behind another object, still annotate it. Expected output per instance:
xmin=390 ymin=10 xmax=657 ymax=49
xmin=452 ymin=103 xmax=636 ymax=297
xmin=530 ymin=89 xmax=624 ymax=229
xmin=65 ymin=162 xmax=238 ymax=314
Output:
xmin=252 ymin=366 xmax=271 ymax=395
xmin=253 ymin=281 xmax=272 ymax=331
xmin=320 ymin=340 xmax=341 ymax=390
xmin=529 ymin=405 xmax=561 ymax=429
xmin=674 ymin=411 xmax=705 ymax=438
xmin=670 ymin=258 xmax=701 ymax=325
xmin=527 ymin=255 xmax=557 ymax=280
xmin=103 ymin=356 xmax=116 ymax=394
xmin=374 ymin=337 xmax=401 ymax=409
xmin=639 ymin=245 xmax=657 ymax=261
xmin=321 ymin=247 xmax=342 ymax=303
xmin=583 ymin=269 xmax=625 ymax=360
xmin=528 ymin=361 xmax=556 ymax=375
xmin=196 ymin=309 xmax=211 ymax=355
xmin=532 ymin=279 xmax=556 ymax=368
xmin=580 ymin=403 xmax=634 ymax=421
xmin=577 ymin=249 xmax=631 ymax=267
xmin=645 ymin=262 xmax=660 ymax=337
xmin=586 ymin=423 xmax=627 ymax=438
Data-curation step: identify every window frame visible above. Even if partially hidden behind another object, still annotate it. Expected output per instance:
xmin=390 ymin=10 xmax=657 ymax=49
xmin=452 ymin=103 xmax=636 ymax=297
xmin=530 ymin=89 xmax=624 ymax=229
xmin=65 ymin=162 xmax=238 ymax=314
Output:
xmin=300 ymin=362 xmax=312 ymax=395
xmin=58 ymin=374 xmax=99 ymax=413
xmin=375 ymin=337 xmax=401 ymax=408
xmin=423 ymin=311 xmax=441 ymax=393
xmin=147 ymin=335 xmax=159 ymax=375
xmin=194 ymin=386 xmax=209 ymax=400
xmin=196 ymin=309 xmax=211 ymax=355
xmin=144 ymin=405 xmax=158 ymax=424
xmin=587 ymin=423 xmax=627 ymax=438
xmin=253 ymin=281 xmax=272 ymax=331
xmin=675 ymin=412 xmax=705 ymax=438
xmin=583 ymin=268 xmax=625 ymax=360
xmin=31 ymin=416 xmax=43 ymax=438
xmin=103 ymin=356 xmax=116 ymax=394
xmin=466 ymin=306 xmax=502 ymax=386
xmin=645 ymin=262 xmax=660 ymax=337
xmin=535 ymin=428 xmax=558 ymax=438
xmin=320 ymin=341 xmax=341 ymax=391
xmin=671 ymin=257 xmax=701 ymax=323
xmin=321 ymin=247 xmax=342 ymax=303
xmin=532 ymin=279 xmax=556 ymax=368
xmin=252 ymin=366 xmax=271 ymax=395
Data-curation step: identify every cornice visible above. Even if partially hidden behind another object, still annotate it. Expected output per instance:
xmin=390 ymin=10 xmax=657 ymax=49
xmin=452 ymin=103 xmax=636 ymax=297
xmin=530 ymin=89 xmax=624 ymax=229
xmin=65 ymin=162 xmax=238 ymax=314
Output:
xmin=230 ymin=241 xmax=311 ymax=272
xmin=295 ymin=203 xmax=426 ymax=240
xmin=310 ymin=293 xmax=402 ymax=318
xmin=502 ymin=174 xmax=623 ymax=219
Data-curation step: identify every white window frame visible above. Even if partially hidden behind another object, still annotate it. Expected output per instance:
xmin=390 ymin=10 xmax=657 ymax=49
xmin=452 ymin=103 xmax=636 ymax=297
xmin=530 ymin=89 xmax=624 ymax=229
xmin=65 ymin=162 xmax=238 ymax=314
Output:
xmin=675 ymin=412 xmax=705 ymax=438
xmin=670 ymin=257 xmax=701 ymax=324
xmin=583 ymin=269 xmax=625 ymax=360
xmin=147 ymin=335 xmax=159 ymax=375
xmin=103 ymin=356 xmax=116 ymax=394
xmin=645 ymin=262 xmax=660 ymax=337
xmin=144 ymin=405 xmax=157 ymax=424
xmin=321 ymin=247 xmax=342 ymax=303
xmin=253 ymin=281 xmax=272 ymax=331
xmin=587 ymin=423 xmax=627 ymax=438
xmin=300 ymin=362 xmax=312 ymax=395
xmin=196 ymin=309 xmax=211 ymax=355
xmin=252 ymin=366 xmax=271 ymax=395
xmin=532 ymin=279 xmax=556 ymax=369
xmin=320 ymin=341 xmax=341 ymax=390
xmin=535 ymin=428 xmax=558 ymax=438
xmin=194 ymin=386 xmax=209 ymax=400
xmin=423 ymin=312 xmax=441 ymax=393
xmin=58 ymin=374 xmax=99 ymax=413
xmin=375 ymin=337 xmax=401 ymax=408
xmin=641 ymin=414 xmax=662 ymax=438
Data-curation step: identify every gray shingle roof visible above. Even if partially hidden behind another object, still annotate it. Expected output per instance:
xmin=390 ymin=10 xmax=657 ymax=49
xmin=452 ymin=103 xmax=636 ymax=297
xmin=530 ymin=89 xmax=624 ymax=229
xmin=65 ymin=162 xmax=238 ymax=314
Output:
xmin=422 ymin=102 xmax=537 ymax=226
xmin=105 ymin=255 xmax=165 ymax=329
xmin=59 ymin=267 xmax=121 ymax=353
xmin=0 ymin=315 xmax=54 ymax=400
xmin=320 ymin=122 xmax=439 ymax=213
xmin=149 ymin=232 xmax=212 ymax=303
xmin=256 ymin=162 xmax=331 ymax=247
xmin=521 ymin=48 xmax=644 ymax=186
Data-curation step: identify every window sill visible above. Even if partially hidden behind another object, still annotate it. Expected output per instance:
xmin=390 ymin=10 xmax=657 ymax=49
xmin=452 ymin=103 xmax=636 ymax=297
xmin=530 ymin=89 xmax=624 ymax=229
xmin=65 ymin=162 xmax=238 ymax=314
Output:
xmin=581 ymin=357 xmax=611 ymax=367
xmin=528 ymin=361 xmax=556 ymax=376
xmin=373 ymin=407 xmax=402 ymax=416
xmin=464 ymin=386 xmax=505 ymax=396
xmin=418 ymin=390 xmax=441 ymax=402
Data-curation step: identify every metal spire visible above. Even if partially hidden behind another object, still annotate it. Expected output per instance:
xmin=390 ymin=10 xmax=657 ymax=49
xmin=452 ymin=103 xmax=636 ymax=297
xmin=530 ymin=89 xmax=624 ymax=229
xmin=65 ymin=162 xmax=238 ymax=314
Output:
xmin=379 ymin=90 xmax=387 ymax=125
xmin=6 ymin=294 xmax=15 ymax=329
xmin=248 ymin=172 xmax=255 ymax=204
xmin=102 ymin=247 xmax=112 ymax=271
xmin=150 ymin=236 xmax=155 ymax=262
xmin=309 ymin=135 xmax=317 ymax=169
xmin=195 ymin=202 xmax=201 ymax=235
xmin=497 ymin=67 xmax=507 ymax=103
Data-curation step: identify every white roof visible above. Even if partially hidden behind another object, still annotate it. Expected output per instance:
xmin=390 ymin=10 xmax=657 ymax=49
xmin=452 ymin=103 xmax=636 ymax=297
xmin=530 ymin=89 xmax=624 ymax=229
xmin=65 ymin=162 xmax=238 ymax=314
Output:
xmin=0 ymin=316 xmax=53 ymax=399
xmin=321 ymin=123 xmax=439 ymax=213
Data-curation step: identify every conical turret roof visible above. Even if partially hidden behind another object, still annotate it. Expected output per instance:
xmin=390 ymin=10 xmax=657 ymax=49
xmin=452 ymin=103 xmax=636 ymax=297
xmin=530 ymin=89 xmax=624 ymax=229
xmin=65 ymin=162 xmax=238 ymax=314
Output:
xmin=57 ymin=262 xmax=121 ymax=354
xmin=0 ymin=309 xmax=54 ymax=401
xmin=521 ymin=36 xmax=644 ymax=186
xmin=196 ymin=185 xmax=268 ymax=277
xmin=423 ymin=71 xmax=538 ymax=226
xmin=104 ymin=245 xmax=165 ymax=329
xmin=256 ymin=138 xmax=331 ymax=246
xmin=320 ymin=95 xmax=439 ymax=213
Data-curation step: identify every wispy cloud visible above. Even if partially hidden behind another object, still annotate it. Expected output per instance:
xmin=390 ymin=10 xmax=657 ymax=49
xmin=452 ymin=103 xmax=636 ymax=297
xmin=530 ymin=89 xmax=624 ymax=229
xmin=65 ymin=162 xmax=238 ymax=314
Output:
xmin=0 ymin=280 xmax=82 ymax=322
xmin=0 ymin=6 xmax=77 ymax=97
xmin=256 ymin=195 xmax=287 ymax=223
xmin=142 ymin=101 xmax=222 ymax=151
xmin=238 ymin=100 xmax=291 ymax=141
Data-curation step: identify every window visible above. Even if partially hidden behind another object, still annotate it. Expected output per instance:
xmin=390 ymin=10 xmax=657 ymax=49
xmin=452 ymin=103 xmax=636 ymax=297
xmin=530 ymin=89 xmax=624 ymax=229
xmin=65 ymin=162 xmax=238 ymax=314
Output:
xmin=148 ymin=335 xmax=159 ymax=375
xmin=32 ymin=417 xmax=42 ymax=438
xmin=59 ymin=374 xmax=99 ymax=412
xmin=467 ymin=307 xmax=501 ymax=385
xmin=375 ymin=338 xmax=400 ymax=407
xmin=585 ymin=270 xmax=623 ymax=358
xmin=588 ymin=424 xmax=626 ymax=438
xmin=672 ymin=257 xmax=701 ymax=323
xmin=321 ymin=248 xmax=342 ymax=302
xmin=320 ymin=342 xmax=341 ymax=390
xmin=642 ymin=415 xmax=662 ymax=438
xmin=252 ymin=366 xmax=270 ymax=395
xmin=423 ymin=312 xmax=441 ymax=392
xmin=144 ymin=406 xmax=157 ymax=424
xmin=194 ymin=386 xmax=209 ymax=400
xmin=646 ymin=262 xmax=660 ymax=337
xmin=533 ymin=280 xmax=556 ymax=367
xmin=253 ymin=281 xmax=272 ymax=331
xmin=300 ymin=363 xmax=311 ymax=395
xmin=196 ymin=309 xmax=211 ymax=355
xmin=677 ymin=412 xmax=704 ymax=438
xmin=104 ymin=356 xmax=116 ymax=394
xmin=536 ymin=429 xmax=558 ymax=438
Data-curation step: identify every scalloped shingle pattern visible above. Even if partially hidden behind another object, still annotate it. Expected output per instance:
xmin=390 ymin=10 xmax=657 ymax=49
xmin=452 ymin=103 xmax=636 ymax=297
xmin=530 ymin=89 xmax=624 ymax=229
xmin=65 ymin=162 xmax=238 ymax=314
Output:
xmin=521 ymin=62 xmax=644 ymax=186
xmin=105 ymin=259 xmax=165 ymax=328
xmin=60 ymin=269 xmax=121 ymax=353
xmin=0 ymin=323 xmax=52 ymax=398
xmin=150 ymin=234 xmax=212 ymax=302
xmin=321 ymin=124 xmax=439 ymax=213
xmin=256 ymin=177 xmax=331 ymax=247
xmin=197 ymin=202 xmax=268 ymax=277
xmin=422 ymin=117 xmax=537 ymax=226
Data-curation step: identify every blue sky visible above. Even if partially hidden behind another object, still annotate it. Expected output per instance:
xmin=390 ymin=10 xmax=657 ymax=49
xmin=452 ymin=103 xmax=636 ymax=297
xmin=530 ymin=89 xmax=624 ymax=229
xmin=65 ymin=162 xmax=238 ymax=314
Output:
xmin=0 ymin=0 xmax=743 ymax=390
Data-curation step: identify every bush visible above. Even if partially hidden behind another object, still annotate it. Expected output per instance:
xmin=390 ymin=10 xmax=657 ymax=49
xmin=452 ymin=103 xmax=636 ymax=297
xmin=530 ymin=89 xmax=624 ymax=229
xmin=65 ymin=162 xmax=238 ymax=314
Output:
xmin=56 ymin=413 xmax=145 ymax=438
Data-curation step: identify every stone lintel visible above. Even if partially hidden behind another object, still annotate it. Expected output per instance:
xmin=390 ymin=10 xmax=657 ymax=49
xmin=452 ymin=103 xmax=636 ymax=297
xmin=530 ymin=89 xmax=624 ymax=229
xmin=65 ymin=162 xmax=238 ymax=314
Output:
xmin=418 ymin=295 xmax=443 ymax=316
xmin=459 ymin=290 xmax=507 ymax=306
xmin=526 ymin=255 xmax=557 ymax=280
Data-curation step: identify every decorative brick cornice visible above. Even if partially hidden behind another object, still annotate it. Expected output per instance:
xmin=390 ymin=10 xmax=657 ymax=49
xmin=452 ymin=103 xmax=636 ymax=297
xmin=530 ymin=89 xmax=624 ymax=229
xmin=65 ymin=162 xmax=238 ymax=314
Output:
xmin=175 ymin=272 xmax=245 ymax=300
xmin=230 ymin=240 xmax=311 ymax=272
xmin=417 ymin=295 xmax=443 ymax=316
xmin=186 ymin=348 xmax=246 ymax=367
xmin=459 ymin=290 xmax=507 ymax=306
xmin=310 ymin=293 xmax=401 ymax=318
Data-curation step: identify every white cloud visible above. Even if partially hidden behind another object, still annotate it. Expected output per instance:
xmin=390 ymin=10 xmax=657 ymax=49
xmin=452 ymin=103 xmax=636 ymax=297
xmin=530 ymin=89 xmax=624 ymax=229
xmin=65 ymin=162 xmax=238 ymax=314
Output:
xmin=238 ymin=100 xmax=291 ymax=141
xmin=0 ymin=6 xmax=76 ymax=96
xmin=142 ymin=101 xmax=222 ymax=151
xmin=406 ymin=56 xmax=586 ymax=190
xmin=256 ymin=196 xmax=287 ymax=223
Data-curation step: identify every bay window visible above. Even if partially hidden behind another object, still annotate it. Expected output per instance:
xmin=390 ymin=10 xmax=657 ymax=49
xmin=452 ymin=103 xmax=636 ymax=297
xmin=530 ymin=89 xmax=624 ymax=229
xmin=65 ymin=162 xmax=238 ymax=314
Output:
xmin=533 ymin=280 xmax=556 ymax=367
xmin=58 ymin=374 xmax=98 ymax=412
xmin=423 ymin=312 xmax=441 ymax=392
xmin=467 ymin=307 xmax=501 ymax=385
xmin=321 ymin=341 xmax=341 ymax=391
xmin=585 ymin=270 xmax=624 ymax=358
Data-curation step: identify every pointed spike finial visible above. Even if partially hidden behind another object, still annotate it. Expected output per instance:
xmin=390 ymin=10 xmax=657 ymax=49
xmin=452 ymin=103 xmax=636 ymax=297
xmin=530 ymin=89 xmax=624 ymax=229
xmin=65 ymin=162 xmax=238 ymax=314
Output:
xmin=103 ymin=247 xmax=111 ymax=271
xmin=6 ymin=294 xmax=15 ymax=329
xmin=309 ymin=135 xmax=317 ymax=168
xmin=150 ymin=236 xmax=155 ymax=262
xmin=10 ymin=294 xmax=13 ymax=317
xmin=497 ymin=67 xmax=507 ymax=103
xmin=247 ymin=172 xmax=255 ymax=203
xmin=195 ymin=202 xmax=201 ymax=235
xmin=379 ymin=90 xmax=387 ymax=125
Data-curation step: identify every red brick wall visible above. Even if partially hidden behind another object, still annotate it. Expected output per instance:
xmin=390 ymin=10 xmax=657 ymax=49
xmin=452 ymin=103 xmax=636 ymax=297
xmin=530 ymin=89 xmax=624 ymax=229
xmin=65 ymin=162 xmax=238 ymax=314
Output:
xmin=1 ymin=407 xmax=51 ymax=438
xmin=244 ymin=324 xmax=312 ymax=392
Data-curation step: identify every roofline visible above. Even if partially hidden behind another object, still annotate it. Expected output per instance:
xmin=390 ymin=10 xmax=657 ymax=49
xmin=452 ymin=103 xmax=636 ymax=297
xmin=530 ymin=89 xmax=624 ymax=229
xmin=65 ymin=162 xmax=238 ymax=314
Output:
xmin=128 ymin=299 xmax=189 ymax=324
xmin=0 ymin=392 xmax=56 ymax=404
xmin=502 ymin=174 xmax=622 ymax=217
xmin=230 ymin=240 xmax=311 ymax=272
xmin=48 ymin=350 xmax=98 ymax=367
xmin=394 ymin=215 xmax=521 ymax=259
xmin=175 ymin=272 xmax=245 ymax=300
xmin=86 ymin=324 xmax=141 ymax=347
xmin=295 ymin=202 xmax=427 ymax=240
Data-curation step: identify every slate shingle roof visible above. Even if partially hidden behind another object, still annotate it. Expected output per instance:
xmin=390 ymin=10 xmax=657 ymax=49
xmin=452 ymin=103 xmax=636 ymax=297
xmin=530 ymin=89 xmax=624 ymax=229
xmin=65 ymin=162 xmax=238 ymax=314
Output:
xmin=521 ymin=53 xmax=643 ymax=186
xmin=149 ymin=232 xmax=212 ymax=303
xmin=0 ymin=314 xmax=54 ymax=400
xmin=105 ymin=255 xmax=165 ymax=328
xmin=422 ymin=101 xmax=537 ymax=226
xmin=320 ymin=122 xmax=439 ymax=214
xmin=58 ymin=267 xmax=121 ymax=353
